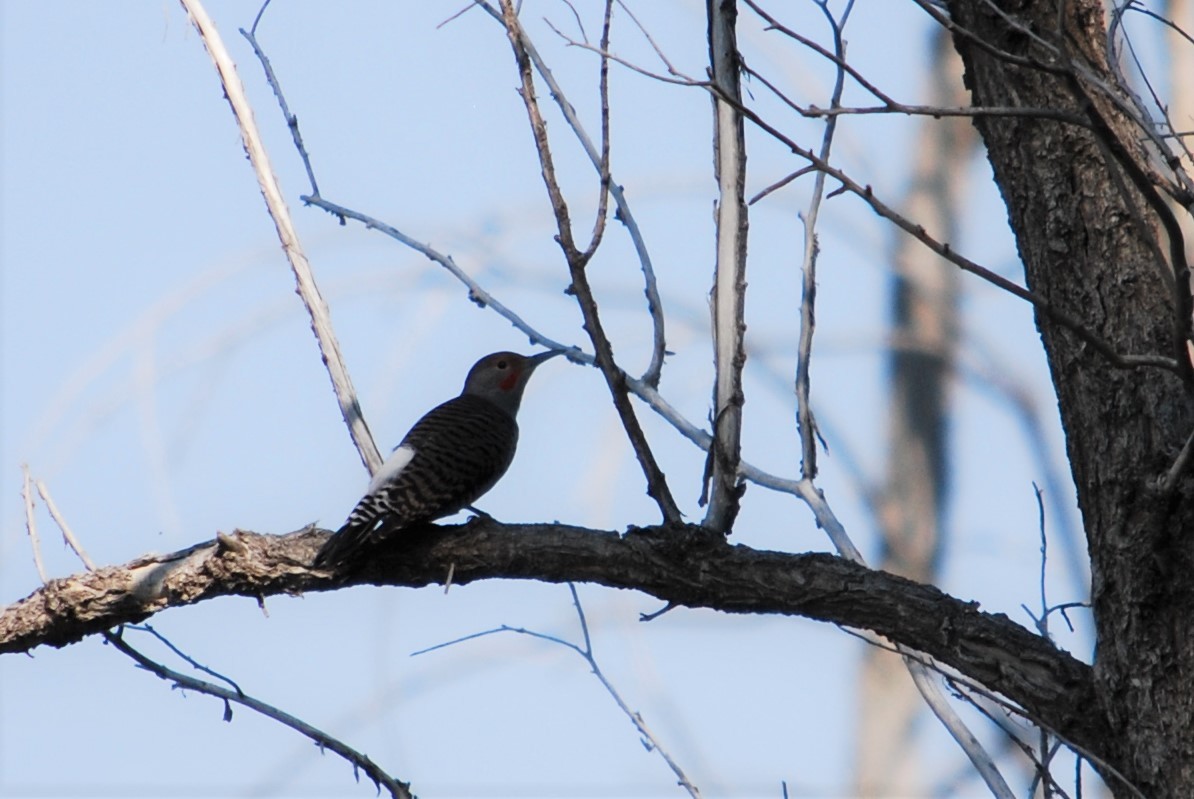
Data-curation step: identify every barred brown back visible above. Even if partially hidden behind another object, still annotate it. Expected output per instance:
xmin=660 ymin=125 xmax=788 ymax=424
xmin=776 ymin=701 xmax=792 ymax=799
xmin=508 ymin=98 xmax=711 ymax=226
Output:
xmin=314 ymin=394 xmax=519 ymax=567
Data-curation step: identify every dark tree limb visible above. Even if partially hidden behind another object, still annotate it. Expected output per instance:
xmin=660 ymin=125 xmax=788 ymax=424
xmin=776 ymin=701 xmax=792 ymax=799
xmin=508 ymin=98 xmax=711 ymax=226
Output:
xmin=0 ymin=520 xmax=1106 ymax=758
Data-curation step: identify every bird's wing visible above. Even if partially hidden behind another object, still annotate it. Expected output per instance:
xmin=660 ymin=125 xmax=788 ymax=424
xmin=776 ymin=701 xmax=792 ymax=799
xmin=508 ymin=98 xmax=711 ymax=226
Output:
xmin=314 ymin=395 xmax=518 ymax=568
xmin=366 ymin=444 xmax=416 ymax=494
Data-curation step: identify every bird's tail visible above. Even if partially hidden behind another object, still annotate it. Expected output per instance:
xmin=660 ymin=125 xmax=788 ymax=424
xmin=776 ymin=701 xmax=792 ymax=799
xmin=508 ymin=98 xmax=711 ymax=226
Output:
xmin=312 ymin=521 xmax=372 ymax=569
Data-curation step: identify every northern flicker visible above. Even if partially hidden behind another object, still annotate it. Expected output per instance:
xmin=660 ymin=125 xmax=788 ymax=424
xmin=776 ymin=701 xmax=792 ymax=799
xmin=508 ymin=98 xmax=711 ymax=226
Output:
xmin=314 ymin=350 xmax=561 ymax=568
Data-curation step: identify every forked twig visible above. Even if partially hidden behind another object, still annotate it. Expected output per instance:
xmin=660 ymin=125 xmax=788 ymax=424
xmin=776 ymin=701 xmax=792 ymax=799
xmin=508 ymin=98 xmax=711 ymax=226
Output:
xmin=104 ymin=628 xmax=413 ymax=799
xmin=476 ymin=0 xmax=671 ymax=389
xmin=20 ymin=465 xmax=49 ymax=584
xmin=498 ymin=0 xmax=681 ymax=524
xmin=21 ymin=459 xmax=410 ymax=796
xmin=412 ymin=583 xmax=702 ymax=798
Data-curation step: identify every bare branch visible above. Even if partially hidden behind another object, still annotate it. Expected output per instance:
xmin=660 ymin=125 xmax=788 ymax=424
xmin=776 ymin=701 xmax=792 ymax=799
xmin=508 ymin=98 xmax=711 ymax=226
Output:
xmin=701 ymin=0 xmax=749 ymax=533
xmin=578 ymin=1 xmax=615 ymax=265
xmin=414 ymin=584 xmax=703 ymax=798
xmin=0 ymin=522 xmax=1108 ymax=759
xmin=792 ymin=2 xmax=853 ymax=484
xmin=241 ymin=11 xmax=320 ymax=197
xmin=499 ymin=0 xmax=681 ymax=524
xmin=549 ymin=13 xmax=1182 ymax=374
xmin=728 ymin=93 xmax=1180 ymax=373
xmin=20 ymin=465 xmax=48 ymax=584
xmin=178 ymin=0 xmax=381 ymax=473
xmin=103 ymin=628 xmax=413 ymax=799
xmin=35 ymin=478 xmax=96 ymax=571
xmin=482 ymin=0 xmax=671 ymax=388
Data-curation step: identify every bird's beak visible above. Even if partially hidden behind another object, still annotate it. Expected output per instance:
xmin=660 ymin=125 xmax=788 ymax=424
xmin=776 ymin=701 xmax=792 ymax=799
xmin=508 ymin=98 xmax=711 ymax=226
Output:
xmin=527 ymin=349 xmax=565 ymax=369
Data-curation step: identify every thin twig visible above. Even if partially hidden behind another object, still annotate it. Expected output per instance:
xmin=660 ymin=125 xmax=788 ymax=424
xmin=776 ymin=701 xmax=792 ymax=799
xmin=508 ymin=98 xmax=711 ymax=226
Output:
xmin=104 ymin=628 xmax=413 ymax=799
xmin=577 ymin=0 xmax=614 ymax=265
xmin=844 ymin=626 xmax=1144 ymax=799
xmin=242 ymin=5 xmax=320 ymax=197
xmin=179 ymin=0 xmax=381 ymax=474
xmin=744 ymin=61 xmax=1088 ymax=128
xmin=724 ymin=87 xmax=1179 ymax=374
xmin=793 ymin=2 xmax=854 ymax=483
xmin=126 ymin=623 xmax=245 ymax=696
xmin=615 ymin=0 xmax=684 ymax=77
xmin=551 ymin=17 xmax=1180 ymax=376
xmin=498 ymin=0 xmax=681 ymax=524
xmin=481 ymin=0 xmax=670 ymax=388
xmin=1029 ymin=482 xmax=1060 ymax=794
xmin=1159 ymin=425 xmax=1194 ymax=492
xmin=914 ymin=0 xmax=1194 ymax=205
xmin=942 ymin=678 xmax=1073 ymax=799
xmin=412 ymin=584 xmax=702 ymax=798
xmin=20 ymin=465 xmax=48 ymax=584
xmin=35 ymin=478 xmax=96 ymax=571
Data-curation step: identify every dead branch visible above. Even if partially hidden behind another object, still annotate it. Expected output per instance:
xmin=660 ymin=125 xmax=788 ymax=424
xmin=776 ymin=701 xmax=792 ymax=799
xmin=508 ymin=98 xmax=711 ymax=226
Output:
xmin=0 ymin=519 xmax=1106 ymax=760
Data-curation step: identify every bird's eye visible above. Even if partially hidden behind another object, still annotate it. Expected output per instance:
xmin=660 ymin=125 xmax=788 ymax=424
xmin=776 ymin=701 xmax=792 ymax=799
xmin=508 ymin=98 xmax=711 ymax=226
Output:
xmin=497 ymin=359 xmax=509 ymax=369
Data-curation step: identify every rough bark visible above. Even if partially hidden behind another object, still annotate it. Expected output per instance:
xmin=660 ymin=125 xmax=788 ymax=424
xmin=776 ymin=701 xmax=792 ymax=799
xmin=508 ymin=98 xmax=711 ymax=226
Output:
xmin=946 ymin=1 xmax=1194 ymax=795
xmin=0 ymin=520 xmax=1107 ymax=756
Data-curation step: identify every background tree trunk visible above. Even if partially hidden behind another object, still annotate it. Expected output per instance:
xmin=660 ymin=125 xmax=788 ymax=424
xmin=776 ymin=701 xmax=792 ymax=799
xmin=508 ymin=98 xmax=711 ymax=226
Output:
xmin=947 ymin=1 xmax=1194 ymax=795
xmin=854 ymin=27 xmax=973 ymax=797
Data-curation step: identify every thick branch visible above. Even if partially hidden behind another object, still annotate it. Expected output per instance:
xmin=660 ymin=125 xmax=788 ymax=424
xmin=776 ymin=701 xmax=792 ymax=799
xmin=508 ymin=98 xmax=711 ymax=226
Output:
xmin=0 ymin=521 xmax=1105 ymax=755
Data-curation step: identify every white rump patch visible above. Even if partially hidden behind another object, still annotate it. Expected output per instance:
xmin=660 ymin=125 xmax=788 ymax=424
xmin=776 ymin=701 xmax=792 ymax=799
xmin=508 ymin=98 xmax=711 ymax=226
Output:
xmin=366 ymin=444 xmax=416 ymax=493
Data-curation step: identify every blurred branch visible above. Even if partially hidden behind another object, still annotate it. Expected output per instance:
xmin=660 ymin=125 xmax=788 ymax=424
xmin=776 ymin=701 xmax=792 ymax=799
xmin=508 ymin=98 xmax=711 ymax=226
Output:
xmin=751 ymin=5 xmax=1014 ymax=793
xmin=179 ymin=0 xmax=381 ymax=474
xmin=498 ymin=0 xmax=681 ymax=524
xmin=0 ymin=521 xmax=1107 ymax=759
xmin=856 ymin=25 xmax=970 ymax=795
xmin=413 ymin=583 xmax=703 ymax=798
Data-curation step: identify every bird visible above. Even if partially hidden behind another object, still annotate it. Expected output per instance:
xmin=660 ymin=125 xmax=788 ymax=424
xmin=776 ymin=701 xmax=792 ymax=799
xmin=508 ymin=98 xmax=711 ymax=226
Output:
xmin=313 ymin=349 xmax=562 ymax=568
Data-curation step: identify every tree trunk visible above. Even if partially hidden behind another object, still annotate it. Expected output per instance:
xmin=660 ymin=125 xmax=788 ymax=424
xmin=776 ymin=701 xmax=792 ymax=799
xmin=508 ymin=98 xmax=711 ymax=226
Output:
xmin=947 ymin=1 xmax=1194 ymax=795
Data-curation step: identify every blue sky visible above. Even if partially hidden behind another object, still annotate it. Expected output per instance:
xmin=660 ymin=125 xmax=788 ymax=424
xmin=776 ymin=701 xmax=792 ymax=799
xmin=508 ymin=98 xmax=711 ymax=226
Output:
xmin=1 ymin=2 xmax=1095 ymax=796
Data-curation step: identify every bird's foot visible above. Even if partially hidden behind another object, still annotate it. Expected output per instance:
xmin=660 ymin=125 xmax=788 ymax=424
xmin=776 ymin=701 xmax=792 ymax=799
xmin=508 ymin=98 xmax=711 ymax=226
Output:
xmin=465 ymin=505 xmax=495 ymax=521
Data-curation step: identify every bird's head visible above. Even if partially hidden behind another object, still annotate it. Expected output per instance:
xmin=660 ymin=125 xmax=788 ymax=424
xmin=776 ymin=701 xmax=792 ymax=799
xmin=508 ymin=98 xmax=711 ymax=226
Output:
xmin=461 ymin=349 xmax=562 ymax=415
